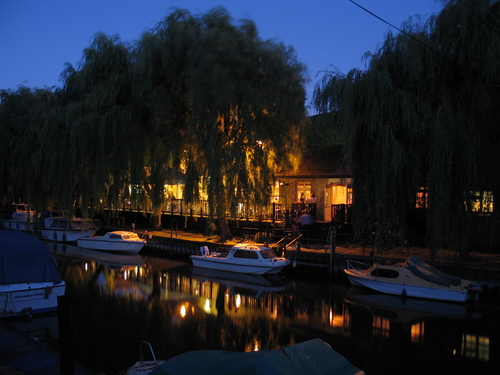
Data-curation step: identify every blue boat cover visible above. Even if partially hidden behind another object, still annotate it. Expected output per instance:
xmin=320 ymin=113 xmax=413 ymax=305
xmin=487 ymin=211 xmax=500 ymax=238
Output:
xmin=0 ymin=231 xmax=62 ymax=284
xmin=150 ymin=339 xmax=363 ymax=375
xmin=404 ymin=256 xmax=461 ymax=287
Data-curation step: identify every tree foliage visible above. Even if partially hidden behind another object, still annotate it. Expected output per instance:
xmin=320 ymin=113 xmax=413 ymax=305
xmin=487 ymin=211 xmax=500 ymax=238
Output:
xmin=314 ymin=0 xmax=500 ymax=256
xmin=0 ymin=7 xmax=307 ymax=234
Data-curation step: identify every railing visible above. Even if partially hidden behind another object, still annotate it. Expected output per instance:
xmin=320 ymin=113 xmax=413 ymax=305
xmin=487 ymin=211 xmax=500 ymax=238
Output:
xmin=102 ymin=199 xmax=314 ymax=223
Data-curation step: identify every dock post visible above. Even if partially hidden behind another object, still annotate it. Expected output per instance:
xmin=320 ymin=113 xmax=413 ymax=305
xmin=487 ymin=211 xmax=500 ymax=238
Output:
xmin=58 ymin=295 xmax=75 ymax=375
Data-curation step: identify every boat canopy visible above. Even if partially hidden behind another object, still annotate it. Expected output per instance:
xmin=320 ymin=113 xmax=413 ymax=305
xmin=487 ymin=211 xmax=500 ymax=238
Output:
xmin=149 ymin=339 xmax=363 ymax=375
xmin=0 ymin=231 xmax=62 ymax=284
xmin=404 ymin=256 xmax=460 ymax=287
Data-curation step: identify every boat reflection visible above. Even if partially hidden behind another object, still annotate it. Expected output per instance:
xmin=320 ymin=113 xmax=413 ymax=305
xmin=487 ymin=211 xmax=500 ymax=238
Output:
xmin=344 ymin=287 xmax=473 ymax=327
xmin=191 ymin=267 xmax=287 ymax=299
xmin=47 ymin=241 xmax=146 ymax=271
xmin=36 ymin=246 xmax=497 ymax=375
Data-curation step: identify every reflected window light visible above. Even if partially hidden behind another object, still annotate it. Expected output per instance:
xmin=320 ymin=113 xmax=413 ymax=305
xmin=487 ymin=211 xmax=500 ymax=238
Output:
xmin=372 ymin=316 xmax=390 ymax=337
xmin=461 ymin=333 xmax=490 ymax=362
xmin=253 ymin=341 xmax=260 ymax=351
xmin=329 ymin=308 xmax=344 ymax=328
xmin=204 ymin=298 xmax=211 ymax=313
xmin=235 ymin=294 xmax=241 ymax=309
xmin=180 ymin=305 xmax=187 ymax=318
xmin=411 ymin=322 xmax=424 ymax=344
xmin=84 ymin=263 xmax=88 ymax=271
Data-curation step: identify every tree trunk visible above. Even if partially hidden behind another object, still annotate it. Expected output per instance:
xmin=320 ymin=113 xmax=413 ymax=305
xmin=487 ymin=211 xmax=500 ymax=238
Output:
xmin=218 ymin=216 xmax=232 ymax=243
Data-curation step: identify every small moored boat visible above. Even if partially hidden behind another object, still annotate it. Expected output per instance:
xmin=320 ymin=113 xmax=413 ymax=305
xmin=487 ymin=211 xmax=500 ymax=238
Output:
xmin=77 ymin=231 xmax=146 ymax=253
xmin=127 ymin=341 xmax=165 ymax=375
xmin=1 ymin=203 xmax=36 ymax=232
xmin=344 ymin=256 xmax=482 ymax=303
xmin=127 ymin=339 xmax=364 ymax=375
xmin=38 ymin=209 xmax=98 ymax=243
xmin=190 ymin=244 xmax=290 ymax=275
xmin=0 ymin=231 xmax=66 ymax=318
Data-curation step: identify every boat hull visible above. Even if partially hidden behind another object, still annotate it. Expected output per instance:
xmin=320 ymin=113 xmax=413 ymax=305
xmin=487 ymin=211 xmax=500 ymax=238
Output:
xmin=190 ymin=256 xmax=290 ymax=275
xmin=344 ymin=269 xmax=470 ymax=303
xmin=39 ymin=228 xmax=97 ymax=243
xmin=0 ymin=282 xmax=66 ymax=317
xmin=1 ymin=220 xmax=34 ymax=231
xmin=77 ymin=238 xmax=145 ymax=253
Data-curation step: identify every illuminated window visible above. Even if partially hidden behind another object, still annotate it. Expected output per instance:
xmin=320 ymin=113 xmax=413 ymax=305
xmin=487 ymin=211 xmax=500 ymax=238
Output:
xmin=297 ymin=182 xmax=311 ymax=202
xmin=466 ymin=191 xmax=494 ymax=213
xmin=461 ymin=333 xmax=490 ymax=361
xmin=416 ymin=186 xmax=428 ymax=208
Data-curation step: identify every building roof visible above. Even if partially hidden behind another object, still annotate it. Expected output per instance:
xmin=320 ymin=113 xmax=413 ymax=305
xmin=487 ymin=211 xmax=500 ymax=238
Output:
xmin=278 ymin=145 xmax=351 ymax=179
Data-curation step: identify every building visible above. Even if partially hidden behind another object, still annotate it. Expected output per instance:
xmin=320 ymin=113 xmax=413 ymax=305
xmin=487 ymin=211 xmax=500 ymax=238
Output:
xmin=277 ymin=145 xmax=352 ymax=223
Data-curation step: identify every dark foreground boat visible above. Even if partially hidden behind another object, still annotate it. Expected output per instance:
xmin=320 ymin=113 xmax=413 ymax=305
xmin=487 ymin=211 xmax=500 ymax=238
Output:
xmin=128 ymin=339 xmax=364 ymax=375
xmin=0 ymin=231 xmax=66 ymax=317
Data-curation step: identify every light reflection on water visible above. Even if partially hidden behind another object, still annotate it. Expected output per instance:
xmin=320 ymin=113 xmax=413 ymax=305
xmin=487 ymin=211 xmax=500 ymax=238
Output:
xmin=33 ymin=242 xmax=500 ymax=374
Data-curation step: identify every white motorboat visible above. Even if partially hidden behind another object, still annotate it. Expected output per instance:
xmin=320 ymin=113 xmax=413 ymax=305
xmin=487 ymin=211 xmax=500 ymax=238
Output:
xmin=77 ymin=231 xmax=146 ymax=253
xmin=344 ymin=256 xmax=482 ymax=303
xmin=38 ymin=209 xmax=97 ymax=243
xmin=1 ymin=203 xmax=36 ymax=232
xmin=190 ymin=243 xmax=290 ymax=275
xmin=0 ymin=231 xmax=66 ymax=318
xmin=48 ymin=241 xmax=146 ymax=271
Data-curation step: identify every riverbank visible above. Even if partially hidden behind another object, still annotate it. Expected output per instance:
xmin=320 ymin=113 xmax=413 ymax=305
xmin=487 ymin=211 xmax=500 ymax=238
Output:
xmin=139 ymin=227 xmax=500 ymax=301
xmin=141 ymin=228 xmax=500 ymax=268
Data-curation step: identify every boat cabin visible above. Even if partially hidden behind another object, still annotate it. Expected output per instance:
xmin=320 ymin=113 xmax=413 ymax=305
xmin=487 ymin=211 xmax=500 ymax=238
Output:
xmin=228 ymin=245 xmax=278 ymax=260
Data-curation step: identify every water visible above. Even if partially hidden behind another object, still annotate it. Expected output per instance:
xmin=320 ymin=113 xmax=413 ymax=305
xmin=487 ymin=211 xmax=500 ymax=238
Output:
xmin=16 ymin=242 xmax=500 ymax=374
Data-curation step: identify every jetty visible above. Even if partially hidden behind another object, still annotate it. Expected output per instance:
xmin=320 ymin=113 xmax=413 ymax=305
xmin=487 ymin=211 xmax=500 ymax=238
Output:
xmin=141 ymin=228 xmax=500 ymax=295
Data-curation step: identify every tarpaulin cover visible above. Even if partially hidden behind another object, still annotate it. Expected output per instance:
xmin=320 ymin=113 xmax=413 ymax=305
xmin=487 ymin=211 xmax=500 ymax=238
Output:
xmin=150 ymin=339 xmax=364 ymax=375
xmin=0 ymin=231 xmax=62 ymax=284
xmin=404 ymin=256 xmax=461 ymax=287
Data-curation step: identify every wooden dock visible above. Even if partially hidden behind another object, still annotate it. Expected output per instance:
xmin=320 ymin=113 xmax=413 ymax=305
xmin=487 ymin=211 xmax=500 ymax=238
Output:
xmin=0 ymin=321 xmax=95 ymax=375
xmin=142 ymin=231 xmax=500 ymax=292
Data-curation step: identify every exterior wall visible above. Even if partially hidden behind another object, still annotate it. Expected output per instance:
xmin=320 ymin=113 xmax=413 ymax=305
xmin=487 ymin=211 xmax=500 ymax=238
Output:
xmin=280 ymin=176 xmax=352 ymax=222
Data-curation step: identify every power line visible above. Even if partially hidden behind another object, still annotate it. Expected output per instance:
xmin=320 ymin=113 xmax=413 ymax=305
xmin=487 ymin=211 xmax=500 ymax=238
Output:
xmin=348 ymin=0 xmax=430 ymax=49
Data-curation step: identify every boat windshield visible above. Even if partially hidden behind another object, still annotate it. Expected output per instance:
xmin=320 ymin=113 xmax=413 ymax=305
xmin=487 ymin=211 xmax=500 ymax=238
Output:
xmin=259 ymin=249 xmax=277 ymax=259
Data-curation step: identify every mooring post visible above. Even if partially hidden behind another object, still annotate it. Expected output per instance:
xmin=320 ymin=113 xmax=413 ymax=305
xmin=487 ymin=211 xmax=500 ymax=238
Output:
xmin=58 ymin=295 xmax=74 ymax=375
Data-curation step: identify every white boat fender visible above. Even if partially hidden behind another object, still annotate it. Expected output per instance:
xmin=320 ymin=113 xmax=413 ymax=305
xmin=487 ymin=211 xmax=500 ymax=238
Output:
xmin=200 ymin=246 xmax=209 ymax=256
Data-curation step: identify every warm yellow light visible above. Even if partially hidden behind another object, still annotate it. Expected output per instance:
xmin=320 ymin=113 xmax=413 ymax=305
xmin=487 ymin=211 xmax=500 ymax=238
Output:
xmin=329 ymin=309 xmax=344 ymax=328
xmin=204 ymin=298 xmax=211 ymax=313
xmin=235 ymin=294 xmax=241 ymax=309
xmin=180 ymin=305 xmax=187 ymax=318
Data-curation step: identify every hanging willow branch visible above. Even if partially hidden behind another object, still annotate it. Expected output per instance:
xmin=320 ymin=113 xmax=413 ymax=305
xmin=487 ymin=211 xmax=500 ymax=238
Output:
xmin=314 ymin=0 xmax=500 ymax=257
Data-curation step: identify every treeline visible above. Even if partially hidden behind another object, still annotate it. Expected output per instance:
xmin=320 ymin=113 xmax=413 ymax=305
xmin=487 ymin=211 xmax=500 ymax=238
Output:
xmin=314 ymin=0 xmax=500 ymax=256
xmin=0 ymin=7 xmax=308 ymax=220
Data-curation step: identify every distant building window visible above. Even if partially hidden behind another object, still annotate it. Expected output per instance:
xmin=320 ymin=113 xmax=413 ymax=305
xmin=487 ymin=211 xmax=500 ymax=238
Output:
xmin=416 ymin=187 xmax=428 ymax=209
xmin=466 ymin=191 xmax=494 ymax=213
xmin=297 ymin=182 xmax=311 ymax=202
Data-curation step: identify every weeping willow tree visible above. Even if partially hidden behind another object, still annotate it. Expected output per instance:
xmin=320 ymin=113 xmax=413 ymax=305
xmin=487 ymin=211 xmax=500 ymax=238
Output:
xmin=135 ymin=8 xmax=307 ymax=239
xmin=314 ymin=0 xmax=500 ymax=258
xmin=0 ymin=87 xmax=61 ymax=210
xmin=60 ymin=33 xmax=142 ymax=217
xmin=1 ymin=7 xmax=307 ymax=237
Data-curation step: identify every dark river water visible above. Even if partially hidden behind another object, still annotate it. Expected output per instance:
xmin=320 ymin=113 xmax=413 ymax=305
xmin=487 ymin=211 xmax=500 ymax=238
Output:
xmin=11 ymin=242 xmax=500 ymax=375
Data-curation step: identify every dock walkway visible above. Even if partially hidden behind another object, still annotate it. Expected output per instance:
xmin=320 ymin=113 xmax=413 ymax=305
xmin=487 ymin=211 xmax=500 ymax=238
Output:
xmin=0 ymin=321 xmax=95 ymax=375
xmin=142 ymin=229 xmax=500 ymax=290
